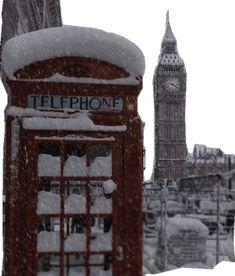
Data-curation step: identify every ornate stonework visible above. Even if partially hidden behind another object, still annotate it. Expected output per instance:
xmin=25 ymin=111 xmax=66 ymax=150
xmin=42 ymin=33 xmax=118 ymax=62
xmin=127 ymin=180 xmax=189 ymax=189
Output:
xmin=153 ymin=11 xmax=187 ymax=182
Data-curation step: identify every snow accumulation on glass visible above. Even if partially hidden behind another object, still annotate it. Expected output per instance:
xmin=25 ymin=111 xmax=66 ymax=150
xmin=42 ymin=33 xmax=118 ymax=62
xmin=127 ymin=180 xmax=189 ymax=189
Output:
xmin=64 ymin=233 xmax=86 ymax=252
xmin=37 ymin=189 xmax=113 ymax=215
xmin=37 ymin=231 xmax=60 ymax=252
xmin=37 ymin=151 xmax=113 ymax=214
xmin=37 ymin=191 xmax=61 ymax=214
xmin=38 ymin=154 xmax=112 ymax=177
xmin=64 ymin=194 xmax=86 ymax=214
xmin=38 ymin=154 xmax=61 ymax=177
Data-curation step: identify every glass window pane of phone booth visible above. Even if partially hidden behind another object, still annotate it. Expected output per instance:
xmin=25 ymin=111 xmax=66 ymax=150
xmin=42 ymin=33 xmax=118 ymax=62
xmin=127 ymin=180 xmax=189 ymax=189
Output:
xmin=90 ymin=181 xmax=112 ymax=214
xmin=64 ymin=255 xmax=86 ymax=276
xmin=38 ymin=144 xmax=61 ymax=177
xmin=89 ymin=254 xmax=112 ymax=276
xmin=37 ymin=255 xmax=60 ymax=275
xmin=89 ymin=217 xmax=112 ymax=252
xmin=64 ymin=144 xmax=87 ymax=177
xmin=64 ymin=217 xmax=86 ymax=252
xmin=37 ymin=217 xmax=61 ymax=252
xmin=89 ymin=144 xmax=112 ymax=177
xmin=64 ymin=181 xmax=86 ymax=214
xmin=37 ymin=181 xmax=60 ymax=215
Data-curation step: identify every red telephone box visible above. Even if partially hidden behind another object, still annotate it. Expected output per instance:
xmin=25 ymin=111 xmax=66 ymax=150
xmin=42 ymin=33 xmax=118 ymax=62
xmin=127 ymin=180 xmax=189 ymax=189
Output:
xmin=2 ymin=26 xmax=145 ymax=275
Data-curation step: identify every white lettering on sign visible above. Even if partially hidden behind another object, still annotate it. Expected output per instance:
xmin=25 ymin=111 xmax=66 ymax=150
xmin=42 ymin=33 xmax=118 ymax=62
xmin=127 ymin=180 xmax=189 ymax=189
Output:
xmin=28 ymin=95 xmax=123 ymax=112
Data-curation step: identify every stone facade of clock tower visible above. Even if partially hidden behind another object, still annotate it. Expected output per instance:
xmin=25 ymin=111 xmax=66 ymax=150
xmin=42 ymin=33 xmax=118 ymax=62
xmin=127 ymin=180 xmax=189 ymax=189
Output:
xmin=153 ymin=12 xmax=187 ymax=182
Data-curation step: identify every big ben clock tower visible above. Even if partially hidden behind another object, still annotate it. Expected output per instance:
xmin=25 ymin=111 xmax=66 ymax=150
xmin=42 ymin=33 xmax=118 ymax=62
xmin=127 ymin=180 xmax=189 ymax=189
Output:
xmin=153 ymin=11 xmax=187 ymax=183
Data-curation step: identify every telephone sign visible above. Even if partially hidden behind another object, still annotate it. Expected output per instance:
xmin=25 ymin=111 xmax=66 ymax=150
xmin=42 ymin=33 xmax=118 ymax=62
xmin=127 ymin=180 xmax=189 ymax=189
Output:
xmin=28 ymin=95 xmax=123 ymax=112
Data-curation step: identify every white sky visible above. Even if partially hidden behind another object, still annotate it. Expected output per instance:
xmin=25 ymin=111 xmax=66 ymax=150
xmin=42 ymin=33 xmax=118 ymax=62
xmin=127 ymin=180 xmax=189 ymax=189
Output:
xmin=0 ymin=0 xmax=235 ymax=274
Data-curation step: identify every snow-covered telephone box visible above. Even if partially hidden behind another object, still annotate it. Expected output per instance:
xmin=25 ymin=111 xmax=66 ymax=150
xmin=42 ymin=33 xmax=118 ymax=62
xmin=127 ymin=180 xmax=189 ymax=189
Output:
xmin=2 ymin=26 xmax=145 ymax=275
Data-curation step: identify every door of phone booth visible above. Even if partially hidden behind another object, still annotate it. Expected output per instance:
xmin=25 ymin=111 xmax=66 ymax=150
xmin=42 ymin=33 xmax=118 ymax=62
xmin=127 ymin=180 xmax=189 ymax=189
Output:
xmin=27 ymin=132 xmax=124 ymax=276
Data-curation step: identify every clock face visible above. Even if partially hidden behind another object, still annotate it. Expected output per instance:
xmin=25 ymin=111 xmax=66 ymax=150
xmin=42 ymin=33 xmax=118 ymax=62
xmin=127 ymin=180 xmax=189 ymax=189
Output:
xmin=164 ymin=77 xmax=180 ymax=92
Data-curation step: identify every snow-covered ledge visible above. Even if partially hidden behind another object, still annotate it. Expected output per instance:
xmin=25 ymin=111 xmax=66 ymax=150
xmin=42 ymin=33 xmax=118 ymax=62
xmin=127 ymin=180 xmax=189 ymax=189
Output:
xmin=2 ymin=26 xmax=145 ymax=80
xmin=6 ymin=106 xmax=127 ymax=132
xmin=23 ymin=113 xmax=127 ymax=132
xmin=25 ymin=73 xmax=140 ymax=85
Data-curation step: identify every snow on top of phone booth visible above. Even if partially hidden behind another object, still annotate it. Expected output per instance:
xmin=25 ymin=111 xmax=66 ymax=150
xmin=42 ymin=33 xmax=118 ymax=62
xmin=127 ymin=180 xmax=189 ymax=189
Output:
xmin=2 ymin=26 xmax=145 ymax=80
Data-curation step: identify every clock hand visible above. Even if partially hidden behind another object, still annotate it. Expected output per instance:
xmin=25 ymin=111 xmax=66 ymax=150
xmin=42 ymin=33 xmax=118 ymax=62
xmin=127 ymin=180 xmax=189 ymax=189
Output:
xmin=169 ymin=83 xmax=179 ymax=88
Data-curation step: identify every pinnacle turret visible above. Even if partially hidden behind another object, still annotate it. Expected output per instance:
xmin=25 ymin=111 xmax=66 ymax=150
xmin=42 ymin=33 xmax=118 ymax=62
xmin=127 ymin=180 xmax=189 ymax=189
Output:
xmin=164 ymin=11 xmax=176 ymax=42
xmin=158 ymin=11 xmax=184 ymax=66
xmin=161 ymin=11 xmax=177 ymax=54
